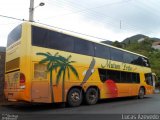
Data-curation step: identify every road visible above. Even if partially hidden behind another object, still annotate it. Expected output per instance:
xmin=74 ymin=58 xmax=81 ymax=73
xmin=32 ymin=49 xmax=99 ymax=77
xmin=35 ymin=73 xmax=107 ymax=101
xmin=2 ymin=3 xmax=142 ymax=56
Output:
xmin=0 ymin=94 xmax=160 ymax=120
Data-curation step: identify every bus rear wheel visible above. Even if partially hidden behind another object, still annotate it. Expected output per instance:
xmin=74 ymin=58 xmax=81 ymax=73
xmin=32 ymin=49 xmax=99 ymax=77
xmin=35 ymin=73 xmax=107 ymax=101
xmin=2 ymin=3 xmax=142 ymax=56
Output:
xmin=85 ymin=88 xmax=98 ymax=105
xmin=138 ymin=87 xmax=145 ymax=99
xmin=67 ymin=88 xmax=83 ymax=107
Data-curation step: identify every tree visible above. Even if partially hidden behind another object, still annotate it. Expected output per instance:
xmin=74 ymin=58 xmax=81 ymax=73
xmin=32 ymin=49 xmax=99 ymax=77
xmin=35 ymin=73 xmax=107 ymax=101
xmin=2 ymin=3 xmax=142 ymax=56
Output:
xmin=112 ymin=41 xmax=123 ymax=48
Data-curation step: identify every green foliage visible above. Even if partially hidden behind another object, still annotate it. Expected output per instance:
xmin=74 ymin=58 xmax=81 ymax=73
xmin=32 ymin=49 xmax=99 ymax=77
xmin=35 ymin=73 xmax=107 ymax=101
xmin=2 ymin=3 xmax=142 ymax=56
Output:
xmin=149 ymin=51 xmax=160 ymax=77
xmin=122 ymin=34 xmax=147 ymax=44
xmin=112 ymin=41 xmax=123 ymax=48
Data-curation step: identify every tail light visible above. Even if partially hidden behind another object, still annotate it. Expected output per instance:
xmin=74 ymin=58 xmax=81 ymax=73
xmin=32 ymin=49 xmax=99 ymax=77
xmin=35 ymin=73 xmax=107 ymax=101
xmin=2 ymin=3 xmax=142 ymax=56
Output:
xmin=20 ymin=73 xmax=26 ymax=89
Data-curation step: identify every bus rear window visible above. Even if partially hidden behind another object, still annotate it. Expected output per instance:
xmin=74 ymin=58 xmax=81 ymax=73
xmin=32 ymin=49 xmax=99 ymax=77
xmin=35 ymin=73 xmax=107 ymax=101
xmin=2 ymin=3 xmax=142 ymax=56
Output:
xmin=7 ymin=24 xmax=22 ymax=47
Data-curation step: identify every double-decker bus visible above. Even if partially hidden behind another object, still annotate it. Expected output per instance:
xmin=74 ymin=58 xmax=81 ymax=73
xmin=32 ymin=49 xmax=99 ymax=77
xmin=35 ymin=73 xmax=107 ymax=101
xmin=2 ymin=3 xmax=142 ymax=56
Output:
xmin=4 ymin=22 xmax=155 ymax=107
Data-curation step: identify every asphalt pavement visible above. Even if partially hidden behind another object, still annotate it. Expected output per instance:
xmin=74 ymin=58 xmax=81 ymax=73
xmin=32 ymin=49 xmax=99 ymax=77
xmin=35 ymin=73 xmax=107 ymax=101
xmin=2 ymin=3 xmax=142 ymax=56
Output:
xmin=0 ymin=94 xmax=160 ymax=120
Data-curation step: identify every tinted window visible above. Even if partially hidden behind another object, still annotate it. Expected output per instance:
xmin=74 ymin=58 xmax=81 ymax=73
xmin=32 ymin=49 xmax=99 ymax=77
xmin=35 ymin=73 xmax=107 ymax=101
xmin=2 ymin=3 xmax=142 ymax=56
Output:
xmin=110 ymin=48 xmax=124 ymax=62
xmin=7 ymin=24 xmax=22 ymax=47
xmin=98 ymin=69 xmax=121 ymax=83
xmin=32 ymin=26 xmax=150 ymax=67
xmin=132 ymin=73 xmax=140 ymax=83
xmin=94 ymin=43 xmax=110 ymax=59
xmin=121 ymin=71 xmax=127 ymax=83
xmin=107 ymin=70 xmax=120 ymax=83
xmin=32 ymin=26 xmax=74 ymax=52
xmin=120 ymin=72 xmax=140 ymax=83
xmin=98 ymin=68 xmax=140 ymax=83
xmin=98 ymin=69 xmax=107 ymax=82
xmin=142 ymin=57 xmax=150 ymax=67
xmin=74 ymin=39 xmax=94 ymax=56
xmin=132 ymin=55 xmax=143 ymax=66
xmin=48 ymin=31 xmax=74 ymax=52
xmin=137 ymin=73 xmax=140 ymax=83
xmin=32 ymin=26 xmax=94 ymax=56
xmin=123 ymin=53 xmax=134 ymax=64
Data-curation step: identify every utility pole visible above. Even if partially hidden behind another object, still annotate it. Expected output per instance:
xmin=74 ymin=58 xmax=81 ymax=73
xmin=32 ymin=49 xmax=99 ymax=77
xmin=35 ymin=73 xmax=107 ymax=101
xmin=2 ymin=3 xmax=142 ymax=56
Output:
xmin=29 ymin=0 xmax=34 ymax=22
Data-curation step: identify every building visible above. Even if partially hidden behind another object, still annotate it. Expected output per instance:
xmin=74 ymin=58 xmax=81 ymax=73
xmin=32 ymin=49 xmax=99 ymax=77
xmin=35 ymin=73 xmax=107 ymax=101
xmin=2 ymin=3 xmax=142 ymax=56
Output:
xmin=0 ymin=47 xmax=6 ymax=101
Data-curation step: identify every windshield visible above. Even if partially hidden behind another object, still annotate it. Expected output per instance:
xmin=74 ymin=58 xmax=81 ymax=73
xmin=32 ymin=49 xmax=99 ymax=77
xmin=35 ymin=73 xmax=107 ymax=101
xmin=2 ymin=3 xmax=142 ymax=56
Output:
xmin=7 ymin=24 xmax=22 ymax=47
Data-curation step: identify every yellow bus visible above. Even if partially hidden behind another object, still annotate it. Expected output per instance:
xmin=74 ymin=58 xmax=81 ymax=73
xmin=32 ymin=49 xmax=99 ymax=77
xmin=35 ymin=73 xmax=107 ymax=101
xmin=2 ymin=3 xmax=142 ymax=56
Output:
xmin=4 ymin=22 xmax=155 ymax=107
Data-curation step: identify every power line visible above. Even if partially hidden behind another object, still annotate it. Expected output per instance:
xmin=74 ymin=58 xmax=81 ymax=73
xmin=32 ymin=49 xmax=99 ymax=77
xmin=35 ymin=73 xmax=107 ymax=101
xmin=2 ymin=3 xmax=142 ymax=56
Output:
xmin=35 ymin=21 xmax=110 ymax=41
xmin=43 ymin=0 xmax=132 ymax=20
xmin=1 ymin=1 xmax=155 ymax=35
xmin=42 ymin=0 xmax=138 ymax=32
xmin=0 ymin=12 xmax=157 ymax=42
xmin=0 ymin=14 xmax=153 ymax=42
xmin=44 ymin=0 xmax=160 ymax=35
xmin=0 ymin=14 xmax=110 ymax=41
xmin=0 ymin=14 xmax=26 ymax=21
xmin=42 ymin=0 xmax=144 ymax=32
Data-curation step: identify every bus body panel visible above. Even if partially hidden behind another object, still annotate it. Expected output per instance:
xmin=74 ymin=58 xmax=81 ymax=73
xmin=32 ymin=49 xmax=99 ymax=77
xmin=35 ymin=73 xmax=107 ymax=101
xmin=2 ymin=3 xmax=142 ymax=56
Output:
xmin=4 ymin=23 xmax=32 ymax=102
xmin=4 ymin=22 xmax=154 ymax=104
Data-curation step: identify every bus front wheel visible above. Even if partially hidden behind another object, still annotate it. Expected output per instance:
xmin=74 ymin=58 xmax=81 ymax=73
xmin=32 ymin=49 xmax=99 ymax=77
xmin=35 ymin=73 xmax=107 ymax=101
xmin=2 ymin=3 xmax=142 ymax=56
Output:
xmin=85 ymin=88 xmax=99 ymax=105
xmin=138 ymin=87 xmax=145 ymax=99
xmin=67 ymin=88 xmax=83 ymax=107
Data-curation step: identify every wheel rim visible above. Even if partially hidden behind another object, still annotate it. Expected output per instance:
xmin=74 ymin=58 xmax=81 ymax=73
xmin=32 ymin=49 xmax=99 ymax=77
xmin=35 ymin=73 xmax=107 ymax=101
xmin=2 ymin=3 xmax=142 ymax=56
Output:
xmin=139 ymin=89 xmax=144 ymax=98
xmin=88 ymin=91 xmax=97 ymax=103
xmin=71 ymin=92 xmax=80 ymax=103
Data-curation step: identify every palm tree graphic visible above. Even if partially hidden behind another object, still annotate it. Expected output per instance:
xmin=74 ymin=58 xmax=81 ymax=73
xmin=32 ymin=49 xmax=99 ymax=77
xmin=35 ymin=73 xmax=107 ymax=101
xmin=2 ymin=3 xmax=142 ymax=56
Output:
xmin=56 ymin=55 xmax=79 ymax=102
xmin=36 ymin=52 xmax=59 ymax=102
xmin=36 ymin=52 xmax=79 ymax=102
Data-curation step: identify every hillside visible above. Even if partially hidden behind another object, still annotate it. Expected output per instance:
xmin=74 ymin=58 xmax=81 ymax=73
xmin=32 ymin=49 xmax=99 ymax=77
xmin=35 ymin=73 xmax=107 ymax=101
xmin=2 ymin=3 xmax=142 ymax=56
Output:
xmin=122 ymin=34 xmax=160 ymax=44
xmin=122 ymin=34 xmax=148 ymax=44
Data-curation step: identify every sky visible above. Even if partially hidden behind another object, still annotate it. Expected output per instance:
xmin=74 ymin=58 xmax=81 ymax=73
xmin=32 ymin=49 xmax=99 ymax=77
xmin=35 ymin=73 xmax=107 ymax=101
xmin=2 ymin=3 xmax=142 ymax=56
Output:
xmin=1 ymin=0 xmax=160 ymax=47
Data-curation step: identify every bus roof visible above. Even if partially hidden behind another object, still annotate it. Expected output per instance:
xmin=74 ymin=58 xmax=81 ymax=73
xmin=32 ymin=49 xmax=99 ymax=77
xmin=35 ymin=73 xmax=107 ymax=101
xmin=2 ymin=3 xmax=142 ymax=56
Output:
xmin=25 ymin=22 xmax=147 ymax=58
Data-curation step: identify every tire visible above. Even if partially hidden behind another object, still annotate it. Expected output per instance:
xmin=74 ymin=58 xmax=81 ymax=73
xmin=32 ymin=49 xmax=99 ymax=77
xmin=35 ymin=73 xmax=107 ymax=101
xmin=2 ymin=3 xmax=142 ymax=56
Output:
xmin=138 ymin=87 xmax=145 ymax=99
xmin=67 ymin=88 xmax=83 ymax=107
xmin=85 ymin=88 xmax=99 ymax=105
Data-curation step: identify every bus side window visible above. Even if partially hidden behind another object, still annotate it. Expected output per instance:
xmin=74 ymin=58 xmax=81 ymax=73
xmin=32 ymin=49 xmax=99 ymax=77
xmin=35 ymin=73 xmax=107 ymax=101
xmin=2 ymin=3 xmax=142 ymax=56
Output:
xmin=132 ymin=73 xmax=140 ymax=83
xmin=94 ymin=43 xmax=110 ymax=59
xmin=108 ymin=70 xmax=120 ymax=83
xmin=98 ymin=69 xmax=107 ymax=83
